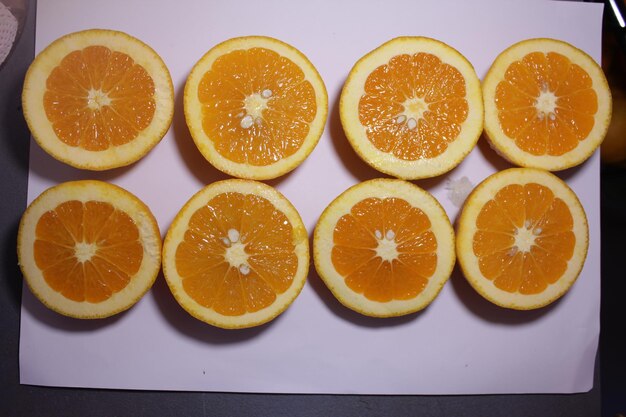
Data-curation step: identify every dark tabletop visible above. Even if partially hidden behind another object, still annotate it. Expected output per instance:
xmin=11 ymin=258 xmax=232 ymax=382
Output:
xmin=2 ymin=2 xmax=624 ymax=416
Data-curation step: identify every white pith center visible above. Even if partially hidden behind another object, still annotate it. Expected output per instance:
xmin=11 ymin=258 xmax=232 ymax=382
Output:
xmin=394 ymin=97 xmax=428 ymax=131
xmin=74 ymin=242 xmax=97 ymax=263
xmin=511 ymin=220 xmax=543 ymax=254
xmin=374 ymin=229 xmax=399 ymax=262
xmin=239 ymin=90 xmax=272 ymax=129
xmin=223 ymin=228 xmax=250 ymax=275
xmin=86 ymin=89 xmax=112 ymax=110
xmin=535 ymin=88 xmax=558 ymax=121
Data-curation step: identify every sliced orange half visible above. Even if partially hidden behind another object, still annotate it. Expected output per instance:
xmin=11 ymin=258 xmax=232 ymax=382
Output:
xmin=162 ymin=180 xmax=309 ymax=329
xmin=340 ymin=37 xmax=484 ymax=179
xmin=483 ymin=38 xmax=612 ymax=170
xmin=456 ymin=168 xmax=589 ymax=309
xmin=313 ymin=179 xmax=455 ymax=317
xmin=17 ymin=181 xmax=162 ymax=318
xmin=22 ymin=29 xmax=174 ymax=170
xmin=184 ymin=36 xmax=328 ymax=180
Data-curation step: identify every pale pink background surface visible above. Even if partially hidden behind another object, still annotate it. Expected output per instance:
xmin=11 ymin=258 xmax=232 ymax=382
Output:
xmin=20 ymin=0 xmax=602 ymax=394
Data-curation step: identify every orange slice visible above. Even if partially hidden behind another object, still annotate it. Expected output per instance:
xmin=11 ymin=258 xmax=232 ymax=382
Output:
xmin=340 ymin=37 xmax=484 ymax=179
xmin=456 ymin=168 xmax=589 ymax=309
xmin=483 ymin=38 xmax=612 ymax=170
xmin=313 ymin=179 xmax=455 ymax=317
xmin=184 ymin=36 xmax=328 ymax=180
xmin=22 ymin=29 xmax=174 ymax=170
xmin=17 ymin=181 xmax=162 ymax=318
xmin=162 ymin=180 xmax=309 ymax=328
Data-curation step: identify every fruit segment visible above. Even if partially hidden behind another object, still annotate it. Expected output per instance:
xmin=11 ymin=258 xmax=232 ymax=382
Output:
xmin=163 ymin=180 xmax=309 ymax=329
xmin=184 ymin=36 xmax=328 ymax=180
xmin=331 ymin=197 xmax=437 ymax=302
xmin=483 ymin=38 xmax=611 ymax=171
xmin=359 ymin=52 xmax=468 ymax=160
xmin=18 ymin=181 xmax=162 ymax=318
xmin=456 ymin=168 xmax=588 ymax=310
xmin=22 ymin=29 xmax=174 ymax=170
xmin=175 ymin=192 xmax=298 ymax=315
xmin=198 ymin=47 xmax=315 ymax=166
xmin=44 ymin=46 xmax=156 ymax=151
xmin=340 ymin=37 xmax=483 ymax=179
xmin=495 ymin=51 xmax=597 ymax=156
xmin=472 ymin=183 xmax=575 ymax=294
xmin=314 ymin=179 xmax=455 ymax=317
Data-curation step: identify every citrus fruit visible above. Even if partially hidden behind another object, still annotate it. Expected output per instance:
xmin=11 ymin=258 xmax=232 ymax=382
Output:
xmin=184 ymin=36 xmax=328 ymax=180
xmin=482 ymin=38 xmax=612 ymax=171
xmin=456 ymin=168 xmax=589 ymax=310
xmin=313 ymin=179 xmax=455 ymax=317
xmin=22 ymin=29 xmax=174 ymax=170
xmin=17 ymin=180 xmax=162 ymax=318
xmin=162 ymin=179 xmax=309 ymax=329
xmin=339 ymin=37 xmax=484 ymax=180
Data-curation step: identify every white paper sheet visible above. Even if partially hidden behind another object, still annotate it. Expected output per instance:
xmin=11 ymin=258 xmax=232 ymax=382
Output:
xmin=19 ymin=0 xmax=603 ymax=394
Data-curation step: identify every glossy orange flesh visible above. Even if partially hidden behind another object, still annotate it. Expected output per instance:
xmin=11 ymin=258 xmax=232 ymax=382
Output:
xmin=44 ymin=45 xmax=156 ymax=151
xmin=198 ymin=47 xmax=317 ymax=166
xmin=175 ymin=192 xmax=298 ymax=316
xmin=358 ymin=53 xmax=469 ymax=160
xmin=495 ymin=51 xmax=597 ymax=156
xmin=472 ymin=183 xmax=575 ymax=294
xmin=34 ymin=200 xmax=143 ymax=302
xmin=331 ymin=197 xmax=437 ymax=302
